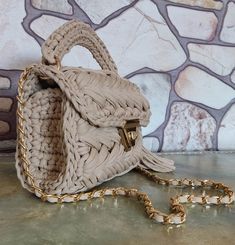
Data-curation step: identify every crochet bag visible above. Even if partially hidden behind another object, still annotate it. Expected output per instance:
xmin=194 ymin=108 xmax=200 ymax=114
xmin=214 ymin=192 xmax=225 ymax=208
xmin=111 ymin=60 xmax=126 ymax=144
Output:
xmin=16 ymin=20 xmax=234 ymax=225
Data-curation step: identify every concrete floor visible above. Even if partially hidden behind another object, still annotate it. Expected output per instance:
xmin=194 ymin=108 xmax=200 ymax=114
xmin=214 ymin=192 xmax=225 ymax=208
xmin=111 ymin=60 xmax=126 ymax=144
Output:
xmin=0 ymin=152 xmax=235 ymax=245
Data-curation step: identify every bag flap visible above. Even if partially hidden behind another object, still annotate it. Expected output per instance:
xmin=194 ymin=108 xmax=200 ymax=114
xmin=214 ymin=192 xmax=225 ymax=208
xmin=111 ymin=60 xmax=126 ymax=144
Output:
xmin=23 ymin=65 xmax=151 ymax=128
xmin=62 ymin=67 xmax=151 ymax=128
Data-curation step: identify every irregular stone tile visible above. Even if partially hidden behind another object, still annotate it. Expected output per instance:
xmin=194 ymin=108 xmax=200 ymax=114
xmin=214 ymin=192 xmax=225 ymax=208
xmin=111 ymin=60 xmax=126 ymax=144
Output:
xmin=218 ymin=104 xmax=235 ymax=150
xmin=166 ymin=0 xmax=223 ymax=10
xmin=0 ymin=98 xmax=13 ymax=112
xmin=75 ymin=0 xmax=134 ymax=24
xmin=0 ymin=140 xmax=15 ymax=150
xmin=163 ymin=102 xmax=216 ymax=151
xmin=167 ymin=6 xmax=218 ymax=40
xmin=97 ymin=0 xmax=186 ymax=76
xmin=31 ymin=0 xmax=73 ymax=14
xmin=0 ymin=121 xmax=10 ymax=135
xmin=220 ymin=2 xmax=235 ymax=44
xmin=0 ymin=77 xmax=10 ymax=89
xmin=188 ymin=43 xmax=235 ymax=76
xmin=130 ymin=73 xmax=171 ymax=135
xmin=30 ymin=15 xmax=67 ymax=41
xmin=0 ymin=0 xmax=40 ymax=69
xmin=63 ymin=46 xmax=100 ymax=69
xmin=31 ymin=16 xmax=100 ymax=69
xmin=175 ymin=66 xmax=235 ymax=109
xmin=143 ymin=137 xmax=160 ymax=152
xmin=231 ymin=70 xmax=235 ymax=84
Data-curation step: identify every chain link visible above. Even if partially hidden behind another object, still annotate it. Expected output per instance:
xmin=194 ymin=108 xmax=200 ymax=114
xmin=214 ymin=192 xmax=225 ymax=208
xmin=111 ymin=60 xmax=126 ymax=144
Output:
xmin=17 ymin=67 xmax=234 ymax=225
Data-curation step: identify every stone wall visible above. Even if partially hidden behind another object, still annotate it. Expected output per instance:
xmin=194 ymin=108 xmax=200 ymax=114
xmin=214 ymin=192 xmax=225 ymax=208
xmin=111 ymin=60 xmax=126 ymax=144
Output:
xmin=0 ymin=0 xmax=235 ymax=152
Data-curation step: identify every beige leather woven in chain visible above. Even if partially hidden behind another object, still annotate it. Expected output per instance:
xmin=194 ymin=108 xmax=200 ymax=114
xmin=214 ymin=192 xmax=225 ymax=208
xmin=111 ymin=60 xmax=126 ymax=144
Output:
xmin=16 ymin=20 xmax=234 ymax=225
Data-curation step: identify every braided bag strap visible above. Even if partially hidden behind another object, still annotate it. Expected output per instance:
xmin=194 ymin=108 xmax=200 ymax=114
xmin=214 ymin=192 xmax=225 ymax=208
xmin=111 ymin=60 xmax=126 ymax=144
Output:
xmin=41 ymin=20 xmax=117 ymax=72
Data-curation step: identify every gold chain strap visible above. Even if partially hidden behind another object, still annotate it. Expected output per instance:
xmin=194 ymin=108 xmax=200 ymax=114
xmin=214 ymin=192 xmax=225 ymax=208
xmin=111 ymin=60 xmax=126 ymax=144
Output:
xmin=17 ymin=67 xmax=234 ymax=225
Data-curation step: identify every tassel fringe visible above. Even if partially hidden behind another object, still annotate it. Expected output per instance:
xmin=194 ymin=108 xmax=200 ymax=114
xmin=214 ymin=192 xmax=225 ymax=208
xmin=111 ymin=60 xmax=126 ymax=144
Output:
xmin=139 ymin=146 xmax=175 ymax=172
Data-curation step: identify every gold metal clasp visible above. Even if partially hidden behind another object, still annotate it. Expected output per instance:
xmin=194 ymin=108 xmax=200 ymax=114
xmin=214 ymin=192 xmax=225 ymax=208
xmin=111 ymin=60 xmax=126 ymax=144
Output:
xmin=118 ymin=119 xmax=140 ymax=151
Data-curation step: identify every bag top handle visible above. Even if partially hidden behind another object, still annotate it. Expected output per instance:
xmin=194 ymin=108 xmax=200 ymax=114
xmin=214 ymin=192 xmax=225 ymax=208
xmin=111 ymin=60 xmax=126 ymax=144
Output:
xmin=41 ymin=20 xmax=118 ymax=73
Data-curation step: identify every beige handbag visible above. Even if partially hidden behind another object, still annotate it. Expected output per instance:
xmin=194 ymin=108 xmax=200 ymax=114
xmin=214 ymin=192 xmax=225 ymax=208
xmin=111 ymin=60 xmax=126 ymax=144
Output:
xmin=16 ymin=20 xmax=234 ymax=225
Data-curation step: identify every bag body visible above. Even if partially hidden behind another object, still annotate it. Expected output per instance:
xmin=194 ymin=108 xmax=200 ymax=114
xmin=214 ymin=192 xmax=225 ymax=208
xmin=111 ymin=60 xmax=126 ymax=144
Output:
xmin=16 ymin=20 xmax=233 ymax=224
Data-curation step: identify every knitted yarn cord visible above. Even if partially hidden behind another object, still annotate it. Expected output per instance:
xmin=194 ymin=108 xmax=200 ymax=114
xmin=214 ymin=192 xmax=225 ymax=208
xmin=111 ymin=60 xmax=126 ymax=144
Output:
xmin=42 ymin=20 xmax=117 ymax=72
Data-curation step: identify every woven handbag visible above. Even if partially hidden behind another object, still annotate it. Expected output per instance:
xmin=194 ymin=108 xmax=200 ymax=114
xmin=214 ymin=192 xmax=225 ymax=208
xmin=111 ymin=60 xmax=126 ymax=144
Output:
xmin=16 ymin=20 xmax=234 ymax=225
